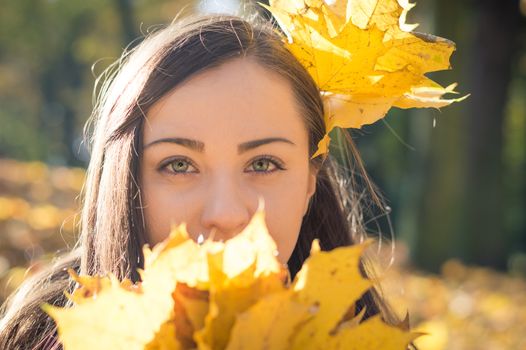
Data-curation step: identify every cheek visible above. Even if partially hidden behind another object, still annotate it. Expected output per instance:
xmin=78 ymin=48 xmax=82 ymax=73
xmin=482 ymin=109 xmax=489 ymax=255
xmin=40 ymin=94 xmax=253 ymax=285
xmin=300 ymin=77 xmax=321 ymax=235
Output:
xmin=141 ymin=180 xmax=195 ymax=245
xmin=142 ymin=186 xmax=171 ymax=245
xmin=262 ymin=175 xmax=310 ymax=263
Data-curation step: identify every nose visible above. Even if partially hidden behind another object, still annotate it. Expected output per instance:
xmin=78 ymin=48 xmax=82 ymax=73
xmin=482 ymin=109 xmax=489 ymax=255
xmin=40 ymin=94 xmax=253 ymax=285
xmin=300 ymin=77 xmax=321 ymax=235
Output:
xmin=200 ymin=172 xmax=251 ymax=241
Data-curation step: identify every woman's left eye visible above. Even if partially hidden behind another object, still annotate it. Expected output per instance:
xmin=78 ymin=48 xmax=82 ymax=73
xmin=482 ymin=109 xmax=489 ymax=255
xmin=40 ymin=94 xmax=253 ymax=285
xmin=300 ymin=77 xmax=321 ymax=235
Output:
xmin=160 ymin=157 xmax=198 ymax=175
xmin=246 ymin=156 xmax=285 ymax=174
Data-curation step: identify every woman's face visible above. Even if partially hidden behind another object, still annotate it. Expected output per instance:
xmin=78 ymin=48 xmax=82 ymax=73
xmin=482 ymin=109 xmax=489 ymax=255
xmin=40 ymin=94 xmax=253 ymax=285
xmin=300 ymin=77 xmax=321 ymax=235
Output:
xmin=140 ymin=58 xmax=317 ymax=264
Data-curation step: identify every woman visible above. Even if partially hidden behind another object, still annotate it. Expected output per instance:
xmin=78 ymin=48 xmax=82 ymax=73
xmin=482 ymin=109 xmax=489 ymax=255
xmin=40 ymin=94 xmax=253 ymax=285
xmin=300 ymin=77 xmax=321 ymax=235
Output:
xmin=0 ymin=14 xmax=399 ymax=349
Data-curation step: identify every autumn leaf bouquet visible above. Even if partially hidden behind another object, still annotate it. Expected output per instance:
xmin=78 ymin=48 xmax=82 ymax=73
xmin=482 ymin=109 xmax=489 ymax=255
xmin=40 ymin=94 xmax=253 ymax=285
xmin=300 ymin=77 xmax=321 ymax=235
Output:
xmin=44 ymin=201 xmax=418 ymax=350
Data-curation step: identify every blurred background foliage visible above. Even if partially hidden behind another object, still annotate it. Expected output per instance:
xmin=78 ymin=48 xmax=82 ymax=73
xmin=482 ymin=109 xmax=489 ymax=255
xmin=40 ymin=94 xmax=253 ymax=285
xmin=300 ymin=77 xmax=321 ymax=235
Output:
xmin=1 ymin=0 xmax=526 ymax=348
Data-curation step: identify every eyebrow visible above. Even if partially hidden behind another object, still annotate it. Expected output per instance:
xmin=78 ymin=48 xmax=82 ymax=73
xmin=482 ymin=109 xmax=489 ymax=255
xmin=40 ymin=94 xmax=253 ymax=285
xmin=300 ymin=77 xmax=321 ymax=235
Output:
xmin=143 ymin=137 xmax=296 ymax=154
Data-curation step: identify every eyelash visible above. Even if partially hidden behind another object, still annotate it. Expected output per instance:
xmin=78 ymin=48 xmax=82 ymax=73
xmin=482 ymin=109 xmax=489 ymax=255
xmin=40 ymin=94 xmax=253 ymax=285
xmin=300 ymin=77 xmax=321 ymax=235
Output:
xmin=159 ymin=155 xmax=286 ymax=176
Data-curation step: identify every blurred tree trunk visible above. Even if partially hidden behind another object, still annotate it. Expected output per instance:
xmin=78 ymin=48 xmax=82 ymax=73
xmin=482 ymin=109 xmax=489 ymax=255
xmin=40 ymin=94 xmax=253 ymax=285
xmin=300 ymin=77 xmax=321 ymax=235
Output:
xmin=464 ymin=0 xmax=522 ymax=268
xmin=414 ymin=0 xmax=470 ymax=272
xmin=416 ymin=0 xmax=523 ymax=271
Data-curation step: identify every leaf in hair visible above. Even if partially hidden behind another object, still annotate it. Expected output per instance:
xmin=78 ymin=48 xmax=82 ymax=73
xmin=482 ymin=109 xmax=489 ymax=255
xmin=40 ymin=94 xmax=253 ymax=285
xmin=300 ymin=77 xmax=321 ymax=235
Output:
xmin=262 ymin=0 xmax=468 ymax=157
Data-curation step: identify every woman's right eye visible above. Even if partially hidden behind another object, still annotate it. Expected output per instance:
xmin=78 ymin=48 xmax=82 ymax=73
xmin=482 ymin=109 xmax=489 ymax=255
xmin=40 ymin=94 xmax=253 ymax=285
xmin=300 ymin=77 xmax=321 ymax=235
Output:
xmin=160 ymin=157 xmax=198 ymax=175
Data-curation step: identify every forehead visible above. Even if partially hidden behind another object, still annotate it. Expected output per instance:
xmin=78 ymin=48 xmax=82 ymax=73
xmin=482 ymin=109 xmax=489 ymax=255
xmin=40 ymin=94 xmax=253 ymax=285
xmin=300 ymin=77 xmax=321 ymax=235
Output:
xmin=144 ymin=58 xmax=309 ymax=148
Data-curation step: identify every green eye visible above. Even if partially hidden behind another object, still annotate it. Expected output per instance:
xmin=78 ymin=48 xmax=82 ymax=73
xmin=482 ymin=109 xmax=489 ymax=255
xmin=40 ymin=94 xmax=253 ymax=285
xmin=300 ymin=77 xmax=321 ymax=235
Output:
xmin=161 ymin=157 xmax=197 ymax=175
xmin=248 ymin=156 xmax=285 ymax=174
xmin=252 ymin=159 xmax=271 ymax=172
xmin=170 ymin=160 xmax=189 ymax=172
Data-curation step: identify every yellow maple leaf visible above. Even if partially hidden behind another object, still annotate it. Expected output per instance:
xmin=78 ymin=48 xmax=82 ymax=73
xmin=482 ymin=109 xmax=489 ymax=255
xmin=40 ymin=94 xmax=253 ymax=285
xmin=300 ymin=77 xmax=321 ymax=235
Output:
xmin=146 ymin=284 xmax=209 ymax=349
xmin=224 ymin=239 xmax=418 ymax=350
xmin=43 ymin=274 xmax=177 ymax=350
xmin=214 ymin=198 xmax=283 ymax=280
xmin=263 ymin=0 xmax=468 ymax=158
xmin=290 ymin=240 xmax=373 ymax=348
xmin=194 ymin=263 xmax=286 ymax=350
xmin=173 ymin=285 xmax=209 ymax=339
xmin=325 ymin=316 xmax=420 ymax=349
xmin=226 ymin=291 xmax=313 ymax=350
xmin=145 ymin=321 xmax=181 ymax=350
xmin=43 ymin=227 xmax=200 ymax=350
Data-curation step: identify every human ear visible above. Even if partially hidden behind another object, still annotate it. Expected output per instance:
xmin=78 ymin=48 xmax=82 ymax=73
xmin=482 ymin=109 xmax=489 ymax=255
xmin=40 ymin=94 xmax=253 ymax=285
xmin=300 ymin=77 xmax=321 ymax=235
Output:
xmin=303 ymin=168 xmax=318 ymax=216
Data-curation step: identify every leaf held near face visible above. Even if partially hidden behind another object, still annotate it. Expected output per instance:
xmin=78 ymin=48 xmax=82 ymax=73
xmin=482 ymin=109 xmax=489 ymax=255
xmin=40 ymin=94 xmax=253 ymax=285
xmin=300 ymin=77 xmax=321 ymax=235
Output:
xmin=44 ymin=200 xmax=418 ymax=349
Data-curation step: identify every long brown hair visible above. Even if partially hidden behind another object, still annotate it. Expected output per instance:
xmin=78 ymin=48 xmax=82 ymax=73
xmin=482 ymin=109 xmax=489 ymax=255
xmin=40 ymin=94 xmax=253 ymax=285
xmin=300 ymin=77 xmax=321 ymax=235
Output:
xmin=0 ymin=14 xmax=400 ymax=349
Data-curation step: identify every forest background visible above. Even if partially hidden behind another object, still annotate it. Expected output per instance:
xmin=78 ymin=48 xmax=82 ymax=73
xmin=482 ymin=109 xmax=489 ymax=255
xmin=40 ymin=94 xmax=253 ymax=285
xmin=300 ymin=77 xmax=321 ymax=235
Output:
xmin=1 ymin=0 xmax=526 ymax=348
